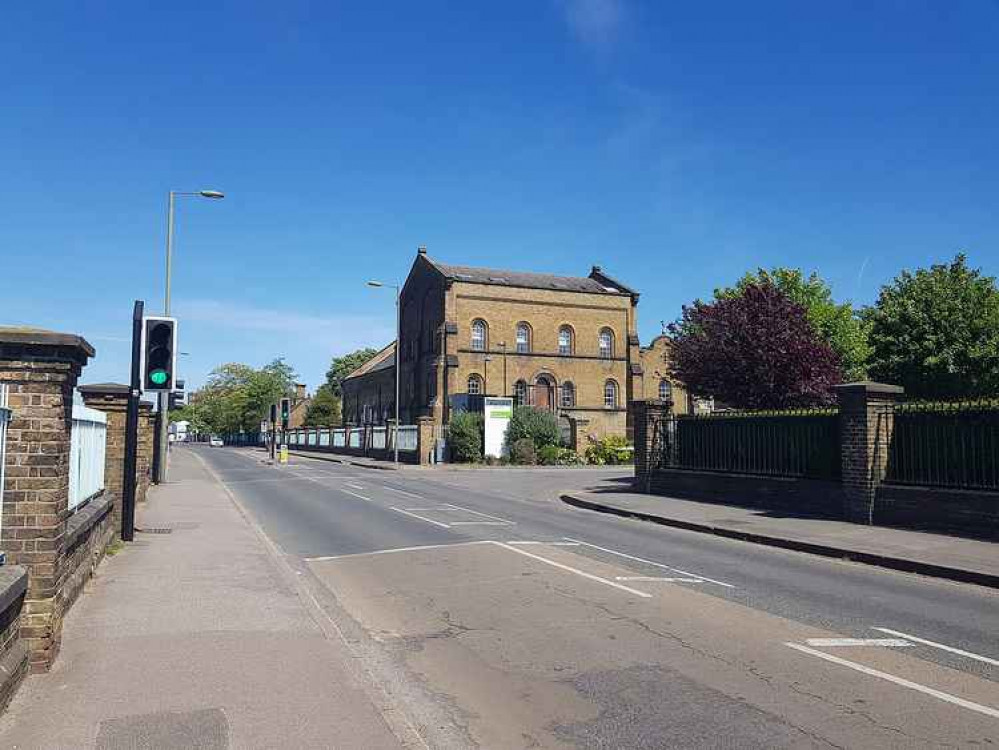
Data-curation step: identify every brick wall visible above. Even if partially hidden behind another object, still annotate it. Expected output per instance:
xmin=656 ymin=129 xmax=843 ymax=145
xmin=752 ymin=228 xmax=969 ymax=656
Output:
xmin=0 ymin=328 xmax=114 ymax=675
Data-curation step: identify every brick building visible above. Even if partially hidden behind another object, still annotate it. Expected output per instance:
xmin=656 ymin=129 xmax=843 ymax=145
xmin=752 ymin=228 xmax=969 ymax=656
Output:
xmin=344 ymin=248 xmax=651 ymax=441
xmin=636 ymin=335 xmax=691 ymax=414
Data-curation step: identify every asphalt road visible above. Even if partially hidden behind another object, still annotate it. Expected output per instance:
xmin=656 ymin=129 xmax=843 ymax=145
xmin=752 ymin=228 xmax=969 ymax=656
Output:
xmin=190 ymin=445 xmax=998 ymax=749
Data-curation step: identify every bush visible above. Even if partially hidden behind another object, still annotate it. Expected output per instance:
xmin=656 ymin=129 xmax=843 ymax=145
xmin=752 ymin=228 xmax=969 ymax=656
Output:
xmin=584 ymin=435 xmax=634 ymax=465
xmin=505 ymin=406 xmax=561 ymax=452
xmin=509 ymin=437 xmax=538 ymax=465
xmin=539 ymin=445 xmax=584 ymax=466
xmin=449 ymin=411 xmax=484 ymax=463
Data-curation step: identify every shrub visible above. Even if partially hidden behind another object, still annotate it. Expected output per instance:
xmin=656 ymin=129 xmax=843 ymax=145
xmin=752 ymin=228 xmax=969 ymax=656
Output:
xmin=509 ymin=437 xmax=538 ymax=465
xmin=539 ymin=445 xmax=584 ymax=466
xmin=505 ymin=406 xmax=561 ymax=452
xmin=449 ymin=411 xmax=483 ymax=463
xmin=584 ymin=435 xmax=634 ymax=465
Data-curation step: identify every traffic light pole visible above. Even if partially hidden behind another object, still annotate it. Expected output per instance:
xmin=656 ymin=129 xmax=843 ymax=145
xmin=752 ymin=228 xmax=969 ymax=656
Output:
xmin=122 ymin=300 xmax=143 ymax=541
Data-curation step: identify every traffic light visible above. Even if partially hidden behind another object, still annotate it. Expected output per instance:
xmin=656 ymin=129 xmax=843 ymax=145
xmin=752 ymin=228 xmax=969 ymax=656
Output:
xmin=269 ymin=403 xmax=277 ymax=424
xmin=141 ymin=316 xmax=178 ymax=392
xmin=168 ymin=391 xmax=185 ymax=410
xmin=280 ymin=397 xmax=290 ymax=430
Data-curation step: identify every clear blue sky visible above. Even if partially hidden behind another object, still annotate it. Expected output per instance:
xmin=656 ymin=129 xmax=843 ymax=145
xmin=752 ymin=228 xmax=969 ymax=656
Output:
xmin=3 ymin=1 xmax=997 ymax=391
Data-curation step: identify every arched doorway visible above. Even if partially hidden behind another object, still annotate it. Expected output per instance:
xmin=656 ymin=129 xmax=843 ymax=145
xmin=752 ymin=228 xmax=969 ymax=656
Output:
xmin=534 ymin=374 xmax=555 ymax=411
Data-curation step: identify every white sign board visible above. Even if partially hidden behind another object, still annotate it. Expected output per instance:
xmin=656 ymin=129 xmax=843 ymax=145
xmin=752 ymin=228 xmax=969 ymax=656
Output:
xmin=483 ymin=397 xmax=514 ymax=459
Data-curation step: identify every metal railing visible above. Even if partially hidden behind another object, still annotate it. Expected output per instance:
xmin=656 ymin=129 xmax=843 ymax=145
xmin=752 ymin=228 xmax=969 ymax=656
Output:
xmin=885 ymin=401 xmax=999 ymax=491
xmin=657 ymin=409 xmax=841 ymax=480
xmin=280 ymin=424 xmax=420 ymax=455
xmin=396 ymin=425 xmax=418 ymax=451
xmin=69 ymin=403 xmax=107 ymax=511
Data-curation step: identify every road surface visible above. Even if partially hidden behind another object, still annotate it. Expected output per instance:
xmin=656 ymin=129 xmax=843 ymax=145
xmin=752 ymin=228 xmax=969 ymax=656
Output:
xmin=190 ymin=445 xmax=998 ymax=749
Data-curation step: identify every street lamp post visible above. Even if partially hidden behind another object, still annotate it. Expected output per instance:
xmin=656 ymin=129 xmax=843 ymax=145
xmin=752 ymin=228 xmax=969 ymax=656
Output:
xmin=157 ymin=189 xmax=224 ymax=484
xmin=367 ymin=280 xmax=400 ymax=464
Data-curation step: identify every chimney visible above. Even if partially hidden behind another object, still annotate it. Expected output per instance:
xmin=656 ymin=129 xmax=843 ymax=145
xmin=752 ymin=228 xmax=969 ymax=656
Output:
xmin=295 ymin=383 xmax=306 ymax=402
xmin=417 ymin=245 xmax=427 ymax=255
xmin=591 ymin=265 xmax=602 ymax=274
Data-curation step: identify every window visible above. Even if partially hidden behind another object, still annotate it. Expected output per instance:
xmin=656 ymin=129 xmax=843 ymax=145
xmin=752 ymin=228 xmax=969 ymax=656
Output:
xmin=471 ymin=319 xmax=487 ymax=351
xmin=598 ymin=328 xmax=614 ymax=358
xmin=513 ymin=379 xmax=528 ymax=406
xmin=467 ymin=374 xmax=483 ymax=395
xmin=516 ymin=322 xmax=531 ymax=353
xmin=558 ymin=326 xmax=574 ymax=355
xmin=561 ymin=381 xmax=576 ymax=408
xmin=659 ymin=379 xmax=672 ymax=401
xmin=603 ymin=380 xmax=618 ymax=409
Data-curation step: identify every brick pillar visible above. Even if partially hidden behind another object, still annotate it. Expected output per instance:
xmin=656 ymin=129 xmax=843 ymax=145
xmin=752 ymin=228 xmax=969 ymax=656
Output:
xmin=78 ymin=383 xmax=129 ymax=538
xmin=569 ymin=416 xmax=591 ymax=455
xmin=416 ymin=416 xmax=436 ymax=465
xmin=0 ymin=328 xmax=93 ymax=670
xmin=137 ymin=402 xmax=154 ymax=502
xmin=835 ymin=382 xmax=904 ymax=523
xmin=632 ymin=399 xmax=669 ymax=488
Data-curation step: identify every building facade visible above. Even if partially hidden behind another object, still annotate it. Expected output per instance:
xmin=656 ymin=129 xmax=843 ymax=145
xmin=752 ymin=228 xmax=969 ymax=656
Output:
xmin=636 ymin=335 xmax=691 ymax=413
xmin=352 ymin=247 xmax=640 ymax=441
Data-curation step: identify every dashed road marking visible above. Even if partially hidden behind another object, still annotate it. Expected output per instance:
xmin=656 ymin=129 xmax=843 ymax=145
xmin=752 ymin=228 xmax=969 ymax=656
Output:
xmin=306 ymin=541 xmax=493 ymax=562
xmin=805 ymin=638 xmax=912 ymax=648
xmin=614 ymin=576 xmax=705 ymax=583
xmin=785 ymin=642 xmax=999 ymax=719
xmin=381 ymin=485 xmax=425 ymax=499
xmin=872 ymin=627 xmax=999 ymax=667
xmin=492 ymin=542 xmax=653 ymax=599
xmin=563 ymin=537 xmax=735 ymax=588
xmin=442 ymin=503 xmax=515 ymax=524
xmin=389 ymin=507 xmax=451 ymax=528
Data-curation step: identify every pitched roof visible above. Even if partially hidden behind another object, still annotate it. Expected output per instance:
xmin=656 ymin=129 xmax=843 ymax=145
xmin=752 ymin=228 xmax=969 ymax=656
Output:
xmin=424 ymin=257 xmax=636 ymax=296
xmin=343 ymin=342 xmax=396 ymax=381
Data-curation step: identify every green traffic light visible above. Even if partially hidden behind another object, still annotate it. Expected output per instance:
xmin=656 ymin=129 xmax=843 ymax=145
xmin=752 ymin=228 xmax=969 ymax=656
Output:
xmin=150 ymin=370 xmax=169 ymax=386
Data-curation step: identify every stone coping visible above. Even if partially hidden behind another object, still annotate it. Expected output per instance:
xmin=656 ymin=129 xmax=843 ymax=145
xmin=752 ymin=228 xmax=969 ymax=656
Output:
xmin=0 ymin=327 xmax=95 ymax=358
xmin=65 ymin=492 xmax=114 ymax=552
xmin=0 ymin=566 xmax=27 ymax=617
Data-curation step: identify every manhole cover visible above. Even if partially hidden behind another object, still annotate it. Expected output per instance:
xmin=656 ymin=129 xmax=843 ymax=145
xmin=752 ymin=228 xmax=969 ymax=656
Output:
xmin=136 ymin=527 xmax=173 ymax=534
xmin=96 ymin=708 xmax=229 ymax=750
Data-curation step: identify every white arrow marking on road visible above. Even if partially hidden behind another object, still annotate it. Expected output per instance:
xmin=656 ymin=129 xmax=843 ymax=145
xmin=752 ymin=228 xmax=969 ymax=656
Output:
xmin=805 ymin=638 xmax=912 ymax=648
xmin=873 ymin=627 xmax=999 ymax=667
xmin=614 ymin=576 xmax=705 ymax=583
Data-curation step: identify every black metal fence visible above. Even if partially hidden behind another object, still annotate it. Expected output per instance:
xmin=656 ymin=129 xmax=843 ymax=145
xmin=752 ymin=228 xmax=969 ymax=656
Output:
xmin=885 ymin=402 xmax=999 ymax=491
xmin=656 ymin=410 xmax=841 ymax=480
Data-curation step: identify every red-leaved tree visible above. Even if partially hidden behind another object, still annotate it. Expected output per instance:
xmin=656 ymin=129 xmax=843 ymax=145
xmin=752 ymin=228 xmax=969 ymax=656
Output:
xmin=669 ymin=282 xmax=844 ymax=409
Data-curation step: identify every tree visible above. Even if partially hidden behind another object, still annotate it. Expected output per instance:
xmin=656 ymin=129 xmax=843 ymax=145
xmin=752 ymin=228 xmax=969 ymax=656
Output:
xmin=190 ymin=358 xmax=299 ymax=434
xmin=717 ymin=267 xmax=870 ymax=381
xmin=325 ymin=348 xmax=379 ymax=397
xmin=864 ymin=254 xmax=999 ymax=399
xmin=303 ymin=384 xmax=342 ymax=427
xmin=670 ymin=282 xmax=843 ymax=409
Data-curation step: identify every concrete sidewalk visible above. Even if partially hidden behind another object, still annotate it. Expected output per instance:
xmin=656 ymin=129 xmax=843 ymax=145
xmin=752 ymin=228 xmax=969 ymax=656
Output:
xmin=562 ymin=489 xmax=999 ymax=589
xmin=0 ymin=449 xmax=405 ymax=749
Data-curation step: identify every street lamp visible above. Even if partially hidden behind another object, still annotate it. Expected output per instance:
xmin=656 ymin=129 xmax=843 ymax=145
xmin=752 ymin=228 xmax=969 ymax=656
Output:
xmin=367 ymin=280 xmax=401 ymax=464
xmin=158 ymin=189 xmax=224 ymax=484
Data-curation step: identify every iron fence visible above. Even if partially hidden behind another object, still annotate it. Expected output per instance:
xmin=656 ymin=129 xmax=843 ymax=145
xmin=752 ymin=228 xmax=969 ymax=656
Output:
xmin=657 ymin=409 xmax=841 ymax=480
xmin=885 ymin=401 xmax=999 ymax=491
xmin=69 ymin=403 xmax=107 ymax=511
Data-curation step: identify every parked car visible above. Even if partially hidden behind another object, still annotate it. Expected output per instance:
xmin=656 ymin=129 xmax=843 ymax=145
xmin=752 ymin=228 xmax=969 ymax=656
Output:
xmin=209 ymin=436 xmax=224 ymax=447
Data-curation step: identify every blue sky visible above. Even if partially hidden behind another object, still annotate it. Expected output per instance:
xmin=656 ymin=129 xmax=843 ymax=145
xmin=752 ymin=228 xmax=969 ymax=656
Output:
xmin=3 ymin=1 xmax=997 ymax=391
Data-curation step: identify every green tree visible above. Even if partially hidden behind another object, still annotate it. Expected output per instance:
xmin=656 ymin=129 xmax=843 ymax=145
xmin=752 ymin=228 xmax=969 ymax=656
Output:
xmin=325 ymin=348 xmax=380 ymax=397
xmin=192 ymin=358 xmax=299 ymax=434
xmin=303 ymin=384 xmax=342 ymax=427
xmin=864 ymin=254 xmax=999 ymax=399
xmin=717 ymin=267 xmax=870 ymax=381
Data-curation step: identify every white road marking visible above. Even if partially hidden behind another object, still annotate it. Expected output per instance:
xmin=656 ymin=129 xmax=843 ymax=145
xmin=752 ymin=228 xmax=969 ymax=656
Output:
xmin=872 ymin=627 xmax=999 ymax=668
xmin=306 ymin=541 xmax=493 ymax=562
xmin=785 ymin=643 xmax=999 ymax=719
xmin=390 ymin=507 xmax=451 ymax=528
xmin=346 ymin=483 xmax=365 ymax=490
xmin=563 ymin=537 xmax=735 ymax=588
xmin=382 ymin=485 xmax=425 ymax=499
xmin=805 ymin=638 xmax=912 ymax=648
xmin=493 ymin=542 xmax=653 ymax=599
xmin=614 ymin=576 xmax=705 ymax=583
xmin=340 ymin=488 xmax=373 ymax=503
xmin=442 ymin=503 xmax=515 ymax=524
xmin=449 ymin=521 xmax=513 ymax=526
xmin=505 ymin=541 xmax=580 ymax=547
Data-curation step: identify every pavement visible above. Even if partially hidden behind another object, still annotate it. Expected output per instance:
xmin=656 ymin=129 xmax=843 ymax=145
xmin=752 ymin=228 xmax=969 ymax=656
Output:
xmin=561 ymin=488 xmax=999 ymax=589
xmin=0 ymin=447 xmax=408 ymax=750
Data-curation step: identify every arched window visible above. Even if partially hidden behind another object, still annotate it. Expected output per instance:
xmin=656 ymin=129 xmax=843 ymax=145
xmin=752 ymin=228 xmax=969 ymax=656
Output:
xmin=598 ymin=328 xmax=614 ymax=358
xmin=513 ymin=379 xmax=528 ymax=406
xmin=471 ymin=319 xmax=487 ymax=351
xmin=561 ymin=381 xmax=576 ymax=408
xmin=467 ymin=374 xmax=483 ymax=395
xmin=603 ymin=380 xmax=618 ymax=409
xmin=659 ymin=379 xmax=672 ymax=401
xmin=516 ymin=322 xmax=531 ymax=353
xmin=558 ymin=326 xmax=574 ymax=356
